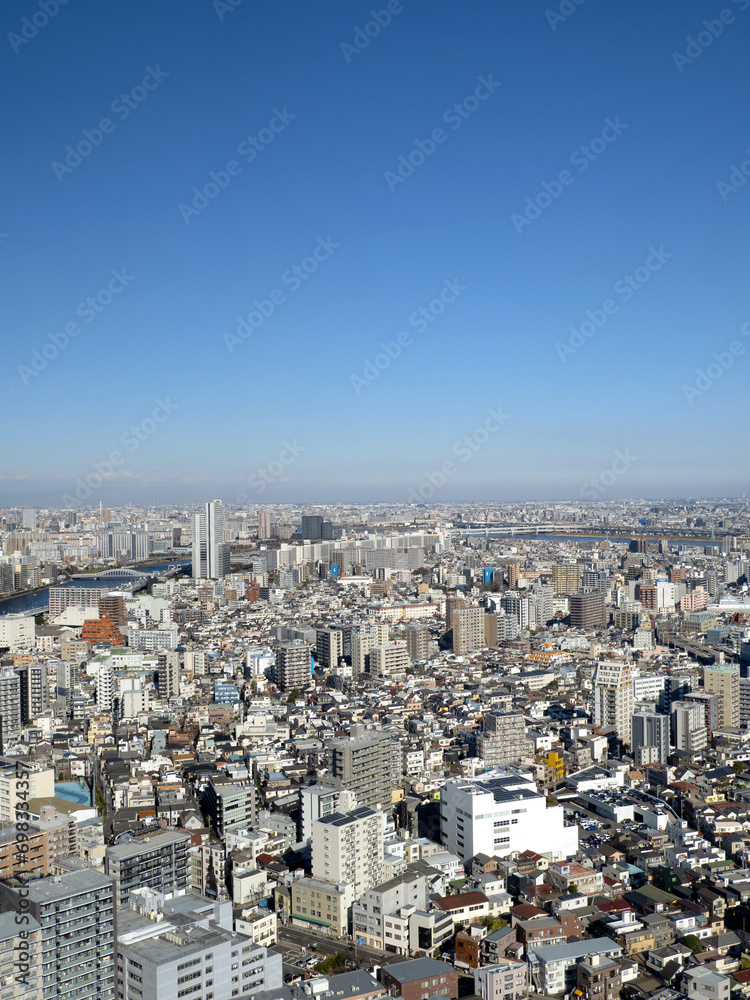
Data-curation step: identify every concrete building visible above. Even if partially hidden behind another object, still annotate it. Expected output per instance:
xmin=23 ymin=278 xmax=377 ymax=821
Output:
xmin=632 ymin=712 xmax=670 ymax=763
xmin=311 ymin=807 xmax=384 ymax=897
xmin=440 ymin=770 xmax=578 ymax=862
xmin=0 ymin=669 xmax=21 ymax=743
xmin=0 ymin=909 xmax=43 ymax=1000
xmin=671 ymin=700 xmax=708 ymax=752
xmin=290 ymin=876 xmax=355 ymax=937
xmin=576 ymin=953 xmax=622 ymax=1000
xmin=105 ymin=831 xmax=191 ymax=908
xmin=381 ymin=958 xmax=458 ymax=1000
xmin=405 ymin=623 xmax=430 ymax=660
xmin=475 ymin=962 xmax=528 ymax=1000
xmin=116 ymin=890 xmax=281 ymax=1000
xmin=203 ymin=778 xmax=258 ymax=837
xmin=704 ymin=664 xmax=740 ymax=729
xmin=369 ymin=644 xmax=409 ymax=678
xmin=274 ymin=640 xmax=310 ymax=693
xmin=476 ymin=713 xmax=526 ymax=767
xmin=527 ymin=938 xmax=623 ymax=995
xmin=452 ymin=605 xmax=484 ymax=654
xmin=570 ymin=592 xmax=607 ymax=629
xmin=300 ymin=785 xmax=355 ymax=843
xmin=329 ymin=730 xmax=392 ymax=811
xmin=316 ymin=628 xmax=343 ymax=670
xmin=15 ymin=661 xmax=48 ymax=722
xmin=192 ymin=500 xmax=230 ymax=580
xmin=0 ymin=868 xmax=117 ymax=1000
xmin=593 ymin=661 xmax=634 ymax=744
xmin=352 ymin=871 xmax=428 ymax=950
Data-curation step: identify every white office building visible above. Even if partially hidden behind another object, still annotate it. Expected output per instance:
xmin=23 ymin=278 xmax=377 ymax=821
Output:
xmin=440 ymin=769 xmax=578 ymax=862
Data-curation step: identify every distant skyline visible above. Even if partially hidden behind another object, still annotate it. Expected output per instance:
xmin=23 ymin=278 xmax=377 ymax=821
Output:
xmin=3 ymin=1 xmax=750 ymax=504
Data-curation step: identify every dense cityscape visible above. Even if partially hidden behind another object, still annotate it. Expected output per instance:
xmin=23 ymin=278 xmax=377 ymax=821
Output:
xmin=0 ymin=499 xmax=749 ymax=1000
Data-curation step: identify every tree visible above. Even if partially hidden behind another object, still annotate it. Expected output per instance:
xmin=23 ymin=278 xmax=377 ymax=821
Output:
xmin=733 ymin=762 xmax=744 ymax=776
xmin=683 ymin=935 xmax=704 ymax=953
xmin=287 ymin=689 xmax=301 ymax=704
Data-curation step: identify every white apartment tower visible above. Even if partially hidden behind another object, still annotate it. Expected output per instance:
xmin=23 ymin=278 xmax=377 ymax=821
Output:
xmin=192 ymin=500 xmax=230 ymax=580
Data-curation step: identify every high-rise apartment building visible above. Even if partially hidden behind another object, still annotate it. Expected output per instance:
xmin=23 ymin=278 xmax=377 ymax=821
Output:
xmin=192 ymin=500 xmax=230 ymax=580
xmin=0 ymin=669 xmax=21 ymax=742
xmin=275 ymin=640 xmax=311 ymax=693
xmin=552 ymin=563 xmax=581 ymax=595
xmin=671 ymin=701 xmax=708 ymax=752
xmin=315 ymin=628 xmax=343 ymax=670
xmin=311 ymin=806 xmax=384 ymax=896
xmin=704 ymin=664 xmax=740 ymax=729
xmin=0 ymin=868 xmax=117 ymax=1000
xmin=329 ymin=730 xmax=392 ymax=810
xmin=257 ymin=509 xmax=271 ymax=540
xmin=369 ymin=644 xmax=409 ymax=678
xmin=157 ymin=650 xmax=180 ymax=699
xmin=0 ymin=909 xmax=43 ymax=999
xmin=632 ymin=712 xmax=670 ymax=762
xmin=593 ymin=661 xmax=634 ymax=743
xmin=452 ymin=605 xmax=485 ymax=654
xmin=15 ymin=662 xmax=48 ymax=722
xmin=405 ymin=622 xmax=430 ymax=660
xmin=105 ymin=830 xmax=191 ymax=908
xmin=570 ymin=592 xmax=607 ymax=629
xmin=476 ymin=712 xmax=526 ymax=767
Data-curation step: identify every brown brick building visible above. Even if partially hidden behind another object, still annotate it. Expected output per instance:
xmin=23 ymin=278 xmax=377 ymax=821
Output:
xmin=381 ymin=958 xmax=458 ymax=1000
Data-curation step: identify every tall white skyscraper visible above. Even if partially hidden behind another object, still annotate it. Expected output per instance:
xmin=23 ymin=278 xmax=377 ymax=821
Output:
xmin=192 ymin=500 xmax=230 ymax=579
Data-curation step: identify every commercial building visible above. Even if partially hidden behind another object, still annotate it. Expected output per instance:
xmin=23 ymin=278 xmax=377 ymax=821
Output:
xmin=105 ymin=831 xmax=191 ymax=908
xmin=311 ymin=806 xmax=384 ymax=896
xmin=0 ymin=868 xmax=117 ymax=1000
xmin=440 ymin=770 xmax=578 ymax=861
xmin=290 ymin=876 xmax=355 ymax=937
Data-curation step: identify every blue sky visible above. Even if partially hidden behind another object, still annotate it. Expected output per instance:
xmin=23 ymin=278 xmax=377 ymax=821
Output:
xmin=2 ymin=0 xmax=749 ymax=505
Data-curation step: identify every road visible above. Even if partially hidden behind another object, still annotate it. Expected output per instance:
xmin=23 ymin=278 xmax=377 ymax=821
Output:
xmin=278 ymin=924 xmax=390 ymax=974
